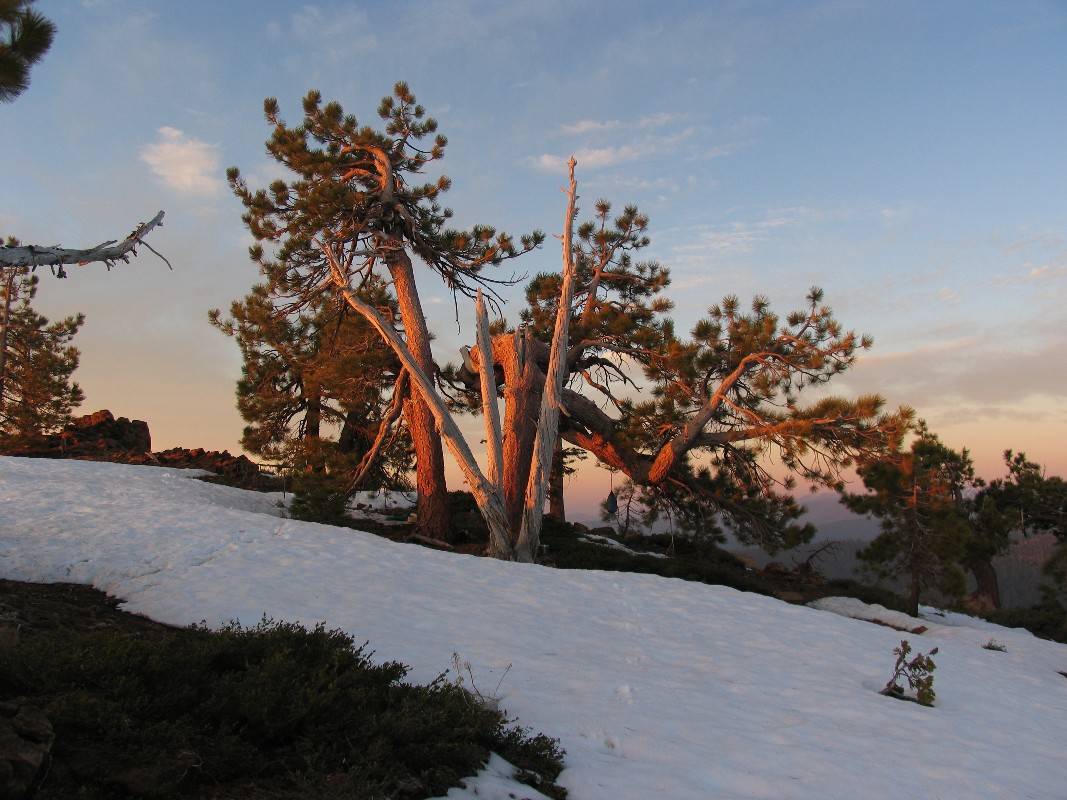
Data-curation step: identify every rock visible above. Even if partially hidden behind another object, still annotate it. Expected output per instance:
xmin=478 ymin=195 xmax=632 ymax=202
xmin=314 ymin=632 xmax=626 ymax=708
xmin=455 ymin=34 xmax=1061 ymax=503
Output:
xmin=63 ymin=409 xmax=152 ymax=453
xmin=588 ymin=526 xmax=618 ymax=538
xmin=0 ymin=702 xmax=54 ymax=799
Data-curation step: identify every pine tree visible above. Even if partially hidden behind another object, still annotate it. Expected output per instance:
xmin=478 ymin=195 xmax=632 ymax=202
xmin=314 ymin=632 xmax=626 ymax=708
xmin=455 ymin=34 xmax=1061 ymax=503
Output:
xmin=842 ymin=422 xmax=975 ymax=616
xmin=452 ymin=202 xmax=905 ymax=551
xmin=0 ymin=266 xmax=84 ymax=439
xmin=210 ymin=276 xmax=413 ymax=486
xmin=0 ymin=0 xmax=55 ymax=103
xmin=971 ymin=451 xmax=1067 ymax=606
xmin=228 ymin=83 xmax=541 ymax=542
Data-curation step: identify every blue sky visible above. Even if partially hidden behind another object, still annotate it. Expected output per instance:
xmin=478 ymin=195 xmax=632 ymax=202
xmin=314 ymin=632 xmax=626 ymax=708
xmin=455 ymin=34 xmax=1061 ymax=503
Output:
xmin=3 ymin=0 xmax=1066 ymax=520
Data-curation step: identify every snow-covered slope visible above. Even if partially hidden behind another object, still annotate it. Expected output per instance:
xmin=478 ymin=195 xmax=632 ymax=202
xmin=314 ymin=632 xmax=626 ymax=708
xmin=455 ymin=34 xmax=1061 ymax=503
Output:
xmin=2 ymin=457 xmax=1065 ymax=800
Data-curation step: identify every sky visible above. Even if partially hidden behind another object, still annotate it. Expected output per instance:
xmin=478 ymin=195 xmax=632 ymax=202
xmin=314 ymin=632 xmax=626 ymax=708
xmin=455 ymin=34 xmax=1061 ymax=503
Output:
xmin=2 ymin=0 xmax=1066 ymax=525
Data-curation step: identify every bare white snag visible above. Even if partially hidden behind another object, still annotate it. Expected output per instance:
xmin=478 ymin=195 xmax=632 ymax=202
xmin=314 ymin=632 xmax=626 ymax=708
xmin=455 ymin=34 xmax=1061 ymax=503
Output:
xmin=515 ymin=157 xmax=580 ymax=562
xmin=0 ymin=211 xmax=169 ymax=270
xmin=475 ymin=289 xmax=504 ymax=495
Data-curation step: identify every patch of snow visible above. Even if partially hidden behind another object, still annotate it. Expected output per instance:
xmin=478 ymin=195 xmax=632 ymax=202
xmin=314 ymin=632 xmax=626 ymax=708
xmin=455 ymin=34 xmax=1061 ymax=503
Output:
xmin=808 ymin=596 xmax=934 ymax=632
xmin=429 ymin=752 xmax=553 ymax=800
xmin=3 ymin=457 xmax=1067 ymax=800
xmin=577 ymin=532 xmax=667 ymax=558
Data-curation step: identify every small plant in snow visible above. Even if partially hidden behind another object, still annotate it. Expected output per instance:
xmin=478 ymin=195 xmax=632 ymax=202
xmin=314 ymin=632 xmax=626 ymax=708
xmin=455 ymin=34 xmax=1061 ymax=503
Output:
xmin=881 ymin=639 xmax=938 ymax=706
xmin=982 ymin=638 xmax=1007 ymax=652
xmin=451 ymin=651 xmax=512 ymax=711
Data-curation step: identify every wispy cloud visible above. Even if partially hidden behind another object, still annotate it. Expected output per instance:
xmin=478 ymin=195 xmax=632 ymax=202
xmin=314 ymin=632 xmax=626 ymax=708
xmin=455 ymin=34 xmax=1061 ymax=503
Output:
xmin=669 ymin=207 xmax=821 ymax=261
xmin=270 ymin=5 xmax=376 ymax=64
xmin=937 ymin=287 xmax=960 ymax=304
xmin=557 ymin=112 xmax=685 ymax=136
xmin=530 ymin=127 xmax=696 ymax=173
xmin=140 ymin=127 xmax=221 ymax=195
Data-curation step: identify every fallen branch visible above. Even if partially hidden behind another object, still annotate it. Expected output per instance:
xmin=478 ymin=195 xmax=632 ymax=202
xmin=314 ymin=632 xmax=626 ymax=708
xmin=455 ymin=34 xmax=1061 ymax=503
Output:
xmin=0 ymin=211 xmax=170 ymax=272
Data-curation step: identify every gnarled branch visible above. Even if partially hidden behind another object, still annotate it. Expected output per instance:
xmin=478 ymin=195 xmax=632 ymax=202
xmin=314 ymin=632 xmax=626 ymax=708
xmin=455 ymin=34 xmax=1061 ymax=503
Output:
xmin=0 ymin=211 xmax=169 ymax=271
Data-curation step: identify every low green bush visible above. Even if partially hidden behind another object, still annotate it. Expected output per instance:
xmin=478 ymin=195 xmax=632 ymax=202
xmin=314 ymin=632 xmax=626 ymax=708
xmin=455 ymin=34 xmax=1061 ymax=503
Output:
xmin=288 ymin=470 xmax=351 ymax=526
xmin=0 ymin=619 xmax=565 ymax=799
xmin=539 ymin=519 xmax=773 ymax=596
xmin=980 ymin=593 xmax=1067 ymax=644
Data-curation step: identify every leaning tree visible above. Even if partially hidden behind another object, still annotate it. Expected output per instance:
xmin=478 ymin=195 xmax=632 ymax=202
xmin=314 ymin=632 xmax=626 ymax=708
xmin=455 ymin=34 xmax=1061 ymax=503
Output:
xmin=228 ymin=84 xmax=543 ymax=543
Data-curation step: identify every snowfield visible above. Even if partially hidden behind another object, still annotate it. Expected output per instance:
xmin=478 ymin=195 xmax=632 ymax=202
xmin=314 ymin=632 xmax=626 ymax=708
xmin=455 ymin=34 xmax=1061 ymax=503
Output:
xmin=2 ymin=457 xmax=1066 ymax=800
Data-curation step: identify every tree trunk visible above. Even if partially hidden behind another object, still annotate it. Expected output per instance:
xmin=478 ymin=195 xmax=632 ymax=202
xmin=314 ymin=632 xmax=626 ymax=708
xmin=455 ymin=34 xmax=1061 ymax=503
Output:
xmin=303 ymin=383 xmax=321 ymax=471
xmin=501 ymin=330 xmax=542 ymax=535
xmin=0 ymin=269 xmax=14 ymax=415
xmin=337 ymin=409 xmax=363 ymax=454
xmin=515 ymin=157 xmax=580 ymax=562
xmin=968 ymin=559 xmax=1001 ymax=610
xmin=908 ymin=573 xmax=921 ymax=618
xmin=386 ymin=249 xmax=450 ymax=542
xmin=548 ymin=437 xmax=566 ymax=522
xmin=322 ymin=255 xmax=513 ymax=558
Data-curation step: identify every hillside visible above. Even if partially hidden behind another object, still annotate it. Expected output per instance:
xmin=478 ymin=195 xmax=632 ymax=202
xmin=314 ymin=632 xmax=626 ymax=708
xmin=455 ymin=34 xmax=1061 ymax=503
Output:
xmin=2 ymin=457 xmax=1066 ymax=799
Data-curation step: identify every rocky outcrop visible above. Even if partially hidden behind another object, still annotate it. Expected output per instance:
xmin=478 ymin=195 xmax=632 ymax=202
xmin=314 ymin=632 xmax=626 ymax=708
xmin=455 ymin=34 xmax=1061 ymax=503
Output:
xmin=2 ymin=409 xmax=150 ymax=458
xmin=1 ymin=411 xmax=267 ymax=488
xmin=148 ymin=447 xmax=260 ymax=484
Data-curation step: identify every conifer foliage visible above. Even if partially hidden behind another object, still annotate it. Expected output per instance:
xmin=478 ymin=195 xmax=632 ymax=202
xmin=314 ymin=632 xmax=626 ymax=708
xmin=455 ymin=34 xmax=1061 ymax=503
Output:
xmin=0 ymin=266 xmax=84 ymax=439
xmin=843 ymin=422 xmax=976 ymax=616
xmin=210 ymin=276 xmax=413 ymax=487
xmin=0 ymin=0 xmax=55 ymax=103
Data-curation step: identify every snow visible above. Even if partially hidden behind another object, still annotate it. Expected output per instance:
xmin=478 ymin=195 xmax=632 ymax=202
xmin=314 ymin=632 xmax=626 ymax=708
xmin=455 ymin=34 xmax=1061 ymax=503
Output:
xmin=808 ymin=596 xmax=933 ymax=632
xmin=577 ymin=532 xmax=668 ymax=558
xmin=2 ymin=456 xmax=1066 ymax=800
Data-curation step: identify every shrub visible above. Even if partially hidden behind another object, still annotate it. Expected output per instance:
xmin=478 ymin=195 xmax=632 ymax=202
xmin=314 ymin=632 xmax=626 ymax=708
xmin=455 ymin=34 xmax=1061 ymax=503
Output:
xmin=881 ymin=639 xmax=938 ymax=706
xmin=539 ymin=518 xmax=773 ymax=595
xmin=979 ymin=592 xmax=1067 ymax=645
xmin=982 ymin=638 xmax=1007 ymax=652
xmin=0 ymin=618 xmax=566 ymax=799
xmin=288 ymin=470 xmax=351 ymax=525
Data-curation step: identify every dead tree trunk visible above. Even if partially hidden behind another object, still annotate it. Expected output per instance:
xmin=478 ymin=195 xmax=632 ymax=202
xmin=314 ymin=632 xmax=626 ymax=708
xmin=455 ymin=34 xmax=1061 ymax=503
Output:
xmin=515 ymin=157 xmax=580 ymax=562
xmin=501 ymin=329 xmax=543 ymax=533
xmin=386 ymin=248 xmax=450 ymax=542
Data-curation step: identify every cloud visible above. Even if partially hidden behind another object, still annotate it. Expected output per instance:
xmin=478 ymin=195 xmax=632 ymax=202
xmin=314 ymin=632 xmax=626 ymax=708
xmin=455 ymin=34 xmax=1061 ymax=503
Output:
xmin=139 ymin=127 xmax=221 ymax=195
xmin=558 ymin=112 xmax=685 ymax=136
xmin=530 ymin=127 xmax=696 ymax=173
xmin=937 ymin=287 xmax=960 ymax=304
xmin=1024 ymin=263 xmax=1067 ymax=282
xmin=270 ymin=5 xmax=377 ymax=65
xmin=668 ymin=207 xmax=821 ymax=262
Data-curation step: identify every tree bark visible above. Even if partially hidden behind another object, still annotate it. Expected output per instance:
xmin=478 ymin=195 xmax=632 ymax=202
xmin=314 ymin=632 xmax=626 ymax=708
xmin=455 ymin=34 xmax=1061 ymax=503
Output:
xmin=385 ymin=248 xmax=450 ymax=542
xmin=501 ymin=329 xmax=543 ymax=535
xmin=548 ymin=437 xmax=566 ymax=522
xmin=0 ymin=269 xmax=14 ymax=414
xmin=968 ymin=559 xmax=1001 ymax=610
xmin=337 ymin=409 xmax=363 ymax=454
xmin=908 ymin=573 xmax=921 ymax=619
